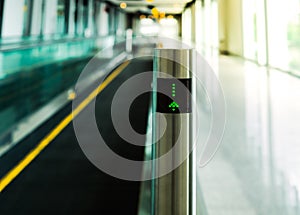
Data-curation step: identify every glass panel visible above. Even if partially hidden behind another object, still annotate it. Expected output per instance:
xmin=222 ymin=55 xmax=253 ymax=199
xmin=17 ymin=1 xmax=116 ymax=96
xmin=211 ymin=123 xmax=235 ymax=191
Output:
xmin=182 ymin=8 xmax=192 ymax=42
xmin=68 ymin=0 xmax=76 ymax=35
xmin=204 ymin=0 xmax=218 ymax=48
xmin=108 ymin=7 xmax=116 ymax=35
xmin=85 ymin=0 xmax=95 ymax=37
xmin=22 ymin=0 xmax=33 ymax=36
xmin=195 ymin=0 xmax=204 ymax=47
xmin=97 ymin=3 xmax=109 ymax=36
xmin=57 ymin=0 xmax=66 ymax=35
xmin=75 ymin=0 xmax=84 ymax=36
xmin=195 ymin=0 xmax=218 ymax=60
xmin=267 ymin=0 xmax=300 ymax=75
xmin=242 ymin=0 xmax=267 ymax=65
xmin=2 ymin=0 xmax=25 ymax=38
xmin=31 ymin=0 xmax=43 ymax=36
xmin=43 ymin=0 xmax=58 ymax=35
xmin=242 ymin=0 xmax=257 ymax=60
xmin=0 ymin=35 xmax=118 ymax=154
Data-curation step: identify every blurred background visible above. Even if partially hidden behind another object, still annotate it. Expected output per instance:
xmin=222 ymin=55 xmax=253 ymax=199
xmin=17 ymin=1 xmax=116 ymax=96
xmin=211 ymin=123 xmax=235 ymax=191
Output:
xmin=0 ymin=0 xmax=300 ymax=214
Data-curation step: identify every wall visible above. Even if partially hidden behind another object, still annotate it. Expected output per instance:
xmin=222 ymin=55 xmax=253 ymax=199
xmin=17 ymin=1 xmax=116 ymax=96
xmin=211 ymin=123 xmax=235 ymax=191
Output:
xmin=218 ymin=0 xmax=227 ymax=52
xmin=219 ymin=0 xmax=243 ymax=55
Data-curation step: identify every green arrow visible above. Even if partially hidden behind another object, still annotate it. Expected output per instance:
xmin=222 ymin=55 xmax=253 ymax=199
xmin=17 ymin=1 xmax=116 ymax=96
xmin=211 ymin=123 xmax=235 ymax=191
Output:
xmin=169 ymin=101 xmax=179 ymax=111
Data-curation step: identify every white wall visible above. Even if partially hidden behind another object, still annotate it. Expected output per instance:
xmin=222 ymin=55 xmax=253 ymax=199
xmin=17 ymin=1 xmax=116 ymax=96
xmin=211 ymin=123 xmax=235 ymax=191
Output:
xmin=218 ymin=0 xmax=243 ymax=55
xmin=182 ymin=8 xmax=192 ymax=42
xmin=224 ymin=0 xmax=243 ymax=55
xmin=2 ymin=0 xmax=25 ymax=37
xmin=159 ymin=18 xmax=179 ymax=38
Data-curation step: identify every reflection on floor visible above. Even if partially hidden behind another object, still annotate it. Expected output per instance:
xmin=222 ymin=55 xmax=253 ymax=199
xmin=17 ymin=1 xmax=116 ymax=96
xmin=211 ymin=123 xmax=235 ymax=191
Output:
xmin=196 ymin=54 xmax=300 ymax=214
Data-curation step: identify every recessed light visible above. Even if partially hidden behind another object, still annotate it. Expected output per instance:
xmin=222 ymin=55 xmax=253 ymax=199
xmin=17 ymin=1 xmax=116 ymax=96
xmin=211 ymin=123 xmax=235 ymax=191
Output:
xmin=120 ymin=2 xmax=127 ymax=9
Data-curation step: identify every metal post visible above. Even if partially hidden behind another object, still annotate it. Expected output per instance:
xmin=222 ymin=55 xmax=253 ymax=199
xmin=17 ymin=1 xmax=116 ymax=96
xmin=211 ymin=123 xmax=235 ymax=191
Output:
xmin=39 ymin=0 xmax=45 ymax=38
xmin=64 ymin=0 xmax=71 ymax=35
xmin=23 ymin=0 xmax=34 ymax=37
xmin=0 ymin=0 xmax=5 ymax=38
xmin=153 ymin=49 xmax=194 ymax=215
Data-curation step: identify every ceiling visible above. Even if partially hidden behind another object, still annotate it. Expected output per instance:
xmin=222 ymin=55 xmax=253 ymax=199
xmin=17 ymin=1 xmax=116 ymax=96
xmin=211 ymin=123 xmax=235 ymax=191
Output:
xmin=108 ymin=0 xmax=193 ymax=14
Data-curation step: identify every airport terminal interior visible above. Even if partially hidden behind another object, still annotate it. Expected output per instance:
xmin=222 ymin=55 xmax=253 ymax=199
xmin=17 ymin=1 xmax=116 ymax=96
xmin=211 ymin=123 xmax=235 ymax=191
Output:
xmin=0 ymin=0 xmax=300 ymax=214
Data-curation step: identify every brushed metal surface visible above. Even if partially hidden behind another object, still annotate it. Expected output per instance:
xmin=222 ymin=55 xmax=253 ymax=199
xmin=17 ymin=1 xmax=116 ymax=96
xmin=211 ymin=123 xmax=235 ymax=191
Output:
xmin=154 ymin=48 xmax=194 ymax=215
xmin=154 ymin=49 xmax=193 ymax=79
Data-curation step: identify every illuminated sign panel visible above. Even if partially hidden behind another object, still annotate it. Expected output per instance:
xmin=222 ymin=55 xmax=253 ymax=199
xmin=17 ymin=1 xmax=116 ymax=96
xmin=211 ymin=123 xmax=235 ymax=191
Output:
xmin=156 ymin=78 xmax=192 ymax=113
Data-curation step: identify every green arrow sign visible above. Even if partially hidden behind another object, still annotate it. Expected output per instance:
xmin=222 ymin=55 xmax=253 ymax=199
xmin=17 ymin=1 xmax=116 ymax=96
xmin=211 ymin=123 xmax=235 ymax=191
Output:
xmin=169 ymin=101 xmax=179 ymax=111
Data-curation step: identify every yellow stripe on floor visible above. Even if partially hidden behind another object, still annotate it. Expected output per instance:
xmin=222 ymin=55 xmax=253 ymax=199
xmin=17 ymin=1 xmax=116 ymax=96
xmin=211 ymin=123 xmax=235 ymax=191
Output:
xmin=0 ymin=60 xmax=130 ymax=192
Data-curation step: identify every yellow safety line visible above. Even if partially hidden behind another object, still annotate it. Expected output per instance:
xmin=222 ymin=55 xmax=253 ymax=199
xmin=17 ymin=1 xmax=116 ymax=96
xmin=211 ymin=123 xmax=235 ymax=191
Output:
xmin=0 ymin=60 xmax=130 ymax=193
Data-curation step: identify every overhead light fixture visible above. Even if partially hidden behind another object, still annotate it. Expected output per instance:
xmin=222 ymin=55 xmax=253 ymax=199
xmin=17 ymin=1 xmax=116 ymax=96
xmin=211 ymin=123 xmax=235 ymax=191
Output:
xmin=160 ymin=11 xmax=165 ymax=19
xmin=120 ymin=2 xmax=127 ymax=9
xmin=151 ymin=7 xmax=159 ymax=18
xmin=151 ymin=7 xmax=159 ymax=15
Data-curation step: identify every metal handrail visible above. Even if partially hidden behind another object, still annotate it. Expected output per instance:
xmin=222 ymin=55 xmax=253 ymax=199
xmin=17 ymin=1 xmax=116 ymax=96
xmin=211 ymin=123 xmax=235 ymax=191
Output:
xmin=0 ymin=35 xmax=117 ymax=52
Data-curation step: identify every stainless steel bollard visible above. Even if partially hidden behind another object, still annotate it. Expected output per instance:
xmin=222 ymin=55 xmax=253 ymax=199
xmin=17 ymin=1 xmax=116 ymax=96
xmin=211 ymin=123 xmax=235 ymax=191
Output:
xmin=153 ymin=49 xmax=194 ymax=215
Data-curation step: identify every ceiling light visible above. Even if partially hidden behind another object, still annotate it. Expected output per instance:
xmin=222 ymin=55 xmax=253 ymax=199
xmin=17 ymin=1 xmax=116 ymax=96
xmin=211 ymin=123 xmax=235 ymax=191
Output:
xmin=160 ymin=11 xmax=165 ymax=19
xmin=120 ymin=2 xmax=127 ymax=9
xmin=151 ymin=7 xmax=159 ymax=15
